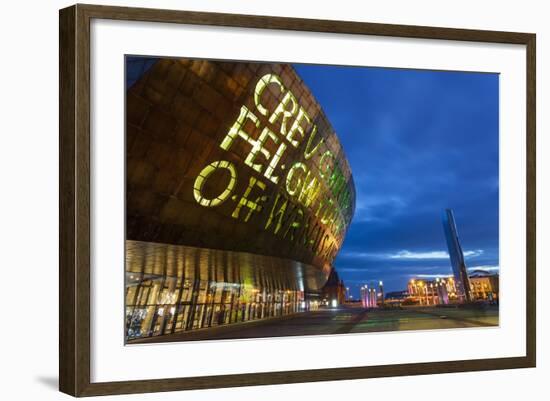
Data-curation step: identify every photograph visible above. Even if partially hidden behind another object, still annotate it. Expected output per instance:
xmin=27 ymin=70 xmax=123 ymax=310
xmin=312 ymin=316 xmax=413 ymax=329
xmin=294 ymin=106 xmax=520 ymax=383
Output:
xmin=124 ymin=56 xmax=500 ymax=344
xmin=0 ymin=0 xmax=542 ymax=398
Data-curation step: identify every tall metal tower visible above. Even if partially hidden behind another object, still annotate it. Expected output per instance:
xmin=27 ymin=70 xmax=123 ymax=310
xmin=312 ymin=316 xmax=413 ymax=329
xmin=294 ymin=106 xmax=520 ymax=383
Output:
xmin=442 ymin=209 xmax=472 ymax=303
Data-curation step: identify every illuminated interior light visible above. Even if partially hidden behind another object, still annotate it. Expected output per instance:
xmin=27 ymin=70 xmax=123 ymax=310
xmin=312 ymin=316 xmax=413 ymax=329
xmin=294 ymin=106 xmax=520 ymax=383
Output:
xmin=254 ymin=74 xmax=284 ymax=116
xmin=193 ymin=160 xmax=237 ymax=207
xmin=268 ymin=91 xmax=298 ymax=136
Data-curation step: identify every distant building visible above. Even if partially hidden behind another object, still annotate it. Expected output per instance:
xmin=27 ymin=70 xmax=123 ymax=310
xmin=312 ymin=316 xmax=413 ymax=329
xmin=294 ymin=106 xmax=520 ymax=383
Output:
xmin=407 ymin=277 xmax=452 ymax=305
xmin=384 ymin=290 xmax=409 ymax=307
xmin=321 ymin=268 xmax=347 ymax=307
xmin=406 ymin=271 xmax=499 ymax=305
xmin=442 ymin=209 xmax=473 ymax=303
xmin=385 ymin=290 xmax=408 ymax=300
xmin=469 ymin=270 xmax=499 ymax=301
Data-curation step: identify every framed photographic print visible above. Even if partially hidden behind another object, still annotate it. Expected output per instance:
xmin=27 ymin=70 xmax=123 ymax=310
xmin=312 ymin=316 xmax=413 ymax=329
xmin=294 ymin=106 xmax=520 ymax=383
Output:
xmin=59 ymin=4 xmax=536 ymax=397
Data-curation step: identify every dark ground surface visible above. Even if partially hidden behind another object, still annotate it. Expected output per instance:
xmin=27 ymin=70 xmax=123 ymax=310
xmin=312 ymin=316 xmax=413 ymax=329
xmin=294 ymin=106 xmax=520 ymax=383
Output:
xmin=130 ymin=305 xmax=498 ymax=344
xmin=129 ymin=304 xmax=499 ymax=344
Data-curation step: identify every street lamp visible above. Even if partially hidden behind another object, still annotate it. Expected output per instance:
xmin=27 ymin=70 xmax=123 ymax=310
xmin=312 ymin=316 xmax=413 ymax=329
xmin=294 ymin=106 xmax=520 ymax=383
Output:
xmin=425 ymin=284 xmax=429 ymax=305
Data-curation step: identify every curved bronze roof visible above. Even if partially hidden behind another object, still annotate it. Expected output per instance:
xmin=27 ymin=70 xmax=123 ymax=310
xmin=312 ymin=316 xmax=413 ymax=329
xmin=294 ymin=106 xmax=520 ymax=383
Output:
xmin=126 ymin=58 xmax=355 ymax=288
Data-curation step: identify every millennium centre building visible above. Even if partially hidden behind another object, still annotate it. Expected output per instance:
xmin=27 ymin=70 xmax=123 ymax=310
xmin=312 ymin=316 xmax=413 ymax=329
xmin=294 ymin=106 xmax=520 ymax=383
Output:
xmin=125 ymin=58 xmax=356 ymax=341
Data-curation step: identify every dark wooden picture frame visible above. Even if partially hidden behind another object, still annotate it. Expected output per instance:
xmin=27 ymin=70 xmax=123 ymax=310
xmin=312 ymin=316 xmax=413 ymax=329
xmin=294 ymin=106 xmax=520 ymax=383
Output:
xmin=59 ymin=3 xmax=536 ymax=397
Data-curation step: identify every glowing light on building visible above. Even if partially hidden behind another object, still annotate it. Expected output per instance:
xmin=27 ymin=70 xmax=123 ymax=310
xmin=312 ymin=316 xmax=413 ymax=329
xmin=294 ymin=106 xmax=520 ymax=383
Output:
xmin=193 ymin=160 xmax=237 ymax=207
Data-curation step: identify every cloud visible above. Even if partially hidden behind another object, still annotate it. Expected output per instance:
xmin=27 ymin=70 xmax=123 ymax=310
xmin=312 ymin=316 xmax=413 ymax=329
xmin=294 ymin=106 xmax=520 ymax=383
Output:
xmin=353 ymin=194 xmax=408 ymax=223
xmin=414 ymin=274 xmax=453 ymax=279
xmin=463 ymin=250 xmax=485 ymax=258
xmin=467 ymin=265 xmax=500 ymax=272
xmin=410 ymin=265 xmax=499 ymax=279
xmin=390 ymin=249 xmax=483 ymax=259
xmin=340 ymin=249 xmax=484 ymax=261
xmin=294 ymin=64 xmax=499 ymax=292
xmin=389 ymin=250 xmax=448 ymax=259
xmin=337 ymin=267 xmax=384 ymax=273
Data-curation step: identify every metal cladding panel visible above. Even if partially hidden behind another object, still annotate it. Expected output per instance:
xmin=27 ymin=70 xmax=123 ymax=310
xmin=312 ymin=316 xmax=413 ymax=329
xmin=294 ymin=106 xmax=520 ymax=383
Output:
xmin=126 ymin=58 xmax=356 ymax=286
xmin=126 ymin=240 xmax=326 ymax=294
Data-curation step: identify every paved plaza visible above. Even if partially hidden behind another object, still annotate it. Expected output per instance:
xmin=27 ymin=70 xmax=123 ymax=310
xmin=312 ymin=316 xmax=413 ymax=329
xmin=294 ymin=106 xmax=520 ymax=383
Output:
xmin=129 ymin=304 xmax=499 ymax=344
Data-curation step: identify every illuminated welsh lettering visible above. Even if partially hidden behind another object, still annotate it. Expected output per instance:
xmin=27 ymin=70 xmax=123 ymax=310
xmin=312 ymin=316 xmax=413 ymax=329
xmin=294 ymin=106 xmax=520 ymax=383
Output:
xmin=287 ymin=106 xmax=312 ymax=147
xmin=244 ymin=126 xmax=279 ymax=175
xmin=318 ymin=150 xmax=335 ymax=179
xmin=303 ymin=125 xmax=323 ymax=160
xmin=220 ymin=105 xmax=260 ymax=154
xmin=254 ymin=74 xmax=284 ymax=117
xmin=269 ymin=91 xmax=298 ymax=136
xmin=285 ymin=163 xmax=307 ymax=196
xmin=264 ymin=141 xmax=287 ymax=184
xmin=221 ymin=104 xmax=287 ymax=184
xmin=282 ymin=207 xmax=304 ymax=242
xmin=320 ymin=199 xmax=335 ymax=225
xmin=232 ymin=176 xmax=267 ymax=222
xmin=297 ymin=170 xmax=320 ymax=208
xmin=193 ymin=160 xmax=237 ymax=207
xmin=191 ymin=70 xmax=354 ymax=266
xmin=265 ymin=193 xmax=289 ymax=235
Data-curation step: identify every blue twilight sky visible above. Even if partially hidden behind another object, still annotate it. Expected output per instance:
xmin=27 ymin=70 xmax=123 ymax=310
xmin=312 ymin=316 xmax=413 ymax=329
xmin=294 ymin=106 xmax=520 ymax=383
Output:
xmin=293 ymin=64 xmax=499 ymax=296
